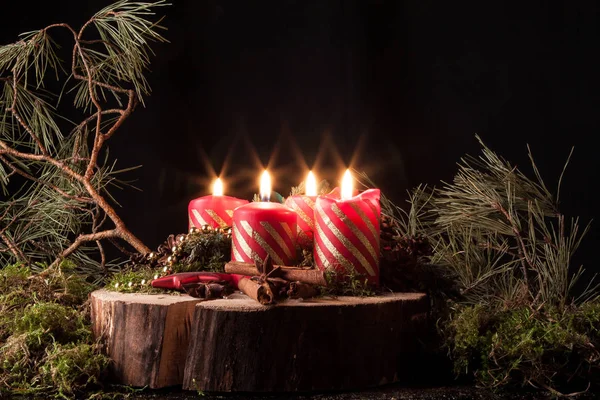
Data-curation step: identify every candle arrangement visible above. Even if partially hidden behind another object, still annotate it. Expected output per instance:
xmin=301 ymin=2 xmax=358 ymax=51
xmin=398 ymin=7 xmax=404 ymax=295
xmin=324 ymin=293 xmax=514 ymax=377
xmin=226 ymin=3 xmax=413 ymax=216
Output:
xmin=148 ymin=166 xmax=382 ymax=302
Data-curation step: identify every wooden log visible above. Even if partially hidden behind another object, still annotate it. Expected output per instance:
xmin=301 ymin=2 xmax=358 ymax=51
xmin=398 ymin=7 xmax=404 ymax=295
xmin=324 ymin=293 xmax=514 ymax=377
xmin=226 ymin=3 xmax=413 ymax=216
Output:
xmin=183 ymin=292 xmax=428 ymax=392
xmin=90 ymin=290 xmax=202 ymax=388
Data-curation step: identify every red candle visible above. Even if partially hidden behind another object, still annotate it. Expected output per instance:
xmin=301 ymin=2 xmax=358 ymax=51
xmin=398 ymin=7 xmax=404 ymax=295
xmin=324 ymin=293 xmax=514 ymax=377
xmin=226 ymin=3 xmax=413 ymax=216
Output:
xmin=313 ymin=170 xmax=381 ymax=286
xmin=284 ymin=171 xmax=317 ymax=248
xmin=188 ymin=178 xmax=249 ymax=229
xmin=231 ymin=171 xmax=298 ymax=266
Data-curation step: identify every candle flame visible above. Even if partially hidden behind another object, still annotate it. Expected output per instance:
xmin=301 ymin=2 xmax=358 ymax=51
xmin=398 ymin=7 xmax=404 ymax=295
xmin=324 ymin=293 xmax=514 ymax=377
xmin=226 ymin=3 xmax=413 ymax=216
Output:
xmin=341 ymin=169 xmax=353 ymax=200
xmin=260 ymin=170 xmax=271 ymax=201
xmin=212 ymin=178 xmax=223 ymax=196
xmin=306 ymin=171 xmax=317 ymax=196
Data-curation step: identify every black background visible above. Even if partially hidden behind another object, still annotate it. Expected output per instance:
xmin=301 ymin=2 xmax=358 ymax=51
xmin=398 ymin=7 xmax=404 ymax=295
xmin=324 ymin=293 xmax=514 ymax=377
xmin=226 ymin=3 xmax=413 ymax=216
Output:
xmin=2 ymin=1 xmax=599 ymax=274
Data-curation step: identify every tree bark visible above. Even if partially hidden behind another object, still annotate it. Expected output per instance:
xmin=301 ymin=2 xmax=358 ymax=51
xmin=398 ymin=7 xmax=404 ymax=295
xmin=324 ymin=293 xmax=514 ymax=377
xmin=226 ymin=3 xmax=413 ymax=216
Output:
xmin=90 ymin=290 xmax=202 ymax=388
xmin=183 ymin=292 xmax=429 ymax=392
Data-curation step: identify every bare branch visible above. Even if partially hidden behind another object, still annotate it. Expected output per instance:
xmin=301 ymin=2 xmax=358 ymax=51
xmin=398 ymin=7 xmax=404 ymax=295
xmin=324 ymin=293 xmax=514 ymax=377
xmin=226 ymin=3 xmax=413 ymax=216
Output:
xmin=51 ymin=229 xmax=120 ymax=267
xmin=0 ymin=232 xmax=29 ymax=263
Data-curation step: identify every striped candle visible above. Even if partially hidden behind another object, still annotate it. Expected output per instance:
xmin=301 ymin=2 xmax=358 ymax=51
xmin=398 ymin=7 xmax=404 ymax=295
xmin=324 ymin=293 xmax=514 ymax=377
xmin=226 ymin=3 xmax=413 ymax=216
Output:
xmin=313 ymin=186 xmax=381 ymax=286
xmin=231 ymin=170 xmax=298 ymax=266
xmin=188 ymin=195 xmax=249 ymax=229
xmin=188 ymin=178 xmax=248 ymax=229
xmin=284 ymin=195 xmax=316 ymax=248
xmin=231 ymin=202 xmax=298 ymax=266
xmin=285 ymin=171 xmax=318 ymax=248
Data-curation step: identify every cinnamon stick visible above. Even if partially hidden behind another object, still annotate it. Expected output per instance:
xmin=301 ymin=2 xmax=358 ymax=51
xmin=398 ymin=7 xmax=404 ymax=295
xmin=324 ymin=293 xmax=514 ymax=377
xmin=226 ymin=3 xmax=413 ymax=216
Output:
xmin=237 ymin=276 xmax=275 ymax=305
xmin=182 ymin=282 xmax=233 ymax=299
xmin=225 ymin=261 xmax=327 ymax=287
xmin=287 ymin=281 xmax=319 ymax=299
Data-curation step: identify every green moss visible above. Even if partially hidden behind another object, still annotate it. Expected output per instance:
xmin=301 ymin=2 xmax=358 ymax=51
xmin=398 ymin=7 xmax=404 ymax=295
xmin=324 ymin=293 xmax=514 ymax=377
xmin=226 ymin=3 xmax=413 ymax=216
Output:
xmin=0 ymin=263 xmax=31 ymax=293
xmin=0 ymin=333 xmax=31 ymax=382
xmin=173 ymin=229 xmax=231 ymax=273
xmin=39 ymin=342 xmax=110 ymax=397
xmin=0 ymin=265 xmax=107 ymax=398
xmin=446 ymin=303 xmax=600 ymax=392
xmin=0 ymin=289 xmax=30 ymax=339
xmin=106 ymin=267 xmax=166 ymax=294
xmin=1 ymin=263 xmax=96 ymax=307
xmin=320 ymin=268 xmax=377 ymax=297
xmin=15 ymin=302 xmax=90 ymax=344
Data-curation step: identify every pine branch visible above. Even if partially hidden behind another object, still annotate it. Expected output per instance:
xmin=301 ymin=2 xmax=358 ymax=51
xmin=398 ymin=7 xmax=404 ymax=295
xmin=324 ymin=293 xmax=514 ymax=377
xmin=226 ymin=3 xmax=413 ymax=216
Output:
xmin=0 ymin=1 xmax=169 ymax=270
xmin=427 ymin=137 xmax=595 ymax=309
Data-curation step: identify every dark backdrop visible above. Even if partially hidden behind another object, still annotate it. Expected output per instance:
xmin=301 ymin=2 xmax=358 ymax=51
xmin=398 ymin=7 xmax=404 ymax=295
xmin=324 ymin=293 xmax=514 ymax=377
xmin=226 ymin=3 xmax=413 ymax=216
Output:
xmin=2 ymin=1 xmax=599 ymax=274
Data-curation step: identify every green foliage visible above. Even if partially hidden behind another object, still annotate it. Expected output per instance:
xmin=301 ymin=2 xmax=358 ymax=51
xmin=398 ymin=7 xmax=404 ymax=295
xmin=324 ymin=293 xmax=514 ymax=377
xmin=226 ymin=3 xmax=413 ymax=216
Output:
xmin=16 ymin=302 xmax=90 ymax=346
xmin=105 ymin=228 xmax=233 ymax=293
xmin=40 ymin=342 xmax=110 ymax=397
xmin=173 ymin=229 xmax=231 ymax=273
xmin=447 ymin=303 xmax=600 ymax=393
xmin=106 ymin=266 xmax=166 ymax=294
xmin=428 ymin=136 xmax=595 ymax=309
xmin=0 ymin=262 xmax=30 ymax=293
xmin=0 ymin=264 xmax=107 ymax=398
xmin=321 ymin=268 xmax=376 ymax=297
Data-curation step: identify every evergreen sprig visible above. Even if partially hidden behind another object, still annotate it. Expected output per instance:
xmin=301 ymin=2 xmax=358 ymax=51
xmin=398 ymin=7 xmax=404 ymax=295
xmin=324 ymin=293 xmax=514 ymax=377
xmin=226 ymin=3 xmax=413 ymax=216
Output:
xmin=0 ymin=1 xmax=169 ymax=274
xmin=428 ymin=136 xmax=595 ymax=309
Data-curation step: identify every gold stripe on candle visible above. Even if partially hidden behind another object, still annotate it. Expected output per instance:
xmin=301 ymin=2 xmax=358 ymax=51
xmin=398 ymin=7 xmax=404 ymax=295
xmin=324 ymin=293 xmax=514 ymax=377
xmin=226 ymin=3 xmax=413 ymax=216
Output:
xmin=232 ymin=244 xmax=244 ymax=262
xmin=260 ymin=221 xmax=293 ymax=259
xmin=314 ymin=218 xmax=356 ymax=273
xmin=192 ymin=209 xmax=208 ymax=226
xmin=241 ymin=221 xmax=285 ymax=265
xmin=315 ymin=204 xmax=376 ymax=276
xmin=349 ymin=203 xmax=378 ymax=239
xmin=303 ymin=197 xmax=315 ymax=209
xmin=240 ymin=220 xmax=253 ymax=237
xmin=288 ymin=200 xmax=314 ymax=228
xmin=331 ymin=203 xmax=378 ymax=262
xmin=206 ymin=209 xmax=228 ymax=228
xmin=281 ymin=222 xmax=295 ymax=242
xmin=226 ymin=210 xmax=234 ymax=218
xmin=233 ymin=222 xmax=255 ymax=262
xmin=314 ymin=240 xmax=332 ymax=269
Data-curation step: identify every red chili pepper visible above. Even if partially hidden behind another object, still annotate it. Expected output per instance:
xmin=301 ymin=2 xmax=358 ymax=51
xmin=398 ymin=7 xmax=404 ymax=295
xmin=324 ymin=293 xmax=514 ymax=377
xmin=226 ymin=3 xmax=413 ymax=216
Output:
xmin=151 ymin=272 xmax=244 ymax=291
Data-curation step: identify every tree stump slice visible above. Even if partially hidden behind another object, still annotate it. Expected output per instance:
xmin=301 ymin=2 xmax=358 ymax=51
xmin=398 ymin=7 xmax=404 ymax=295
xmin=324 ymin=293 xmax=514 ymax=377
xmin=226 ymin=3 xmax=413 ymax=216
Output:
xmin=90 ymin=290 xmax=202 ymax=389
xmin=183 ymin=292 xmax=428 ymax=392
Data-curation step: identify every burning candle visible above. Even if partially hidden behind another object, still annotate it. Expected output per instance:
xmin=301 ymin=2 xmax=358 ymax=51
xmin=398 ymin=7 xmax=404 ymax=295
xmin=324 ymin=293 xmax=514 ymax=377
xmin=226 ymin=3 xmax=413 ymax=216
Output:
xmin=231 ymin=170 xmax=298 ymax=265
xmin=284 ymin=171 xmax=318 ymax=248
xmin=188 ymin=178 xmax=249 ymax=229
xmin=313 ymin=169 xmax=381 ymax=286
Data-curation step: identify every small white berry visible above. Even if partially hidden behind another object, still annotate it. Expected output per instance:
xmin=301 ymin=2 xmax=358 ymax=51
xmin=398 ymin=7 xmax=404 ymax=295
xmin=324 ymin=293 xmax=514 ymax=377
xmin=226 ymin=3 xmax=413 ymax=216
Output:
xmin=141 ymin=279 xmax=146 ymax=285
xmin=128 ymin=281 xmax=133 ymax=287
